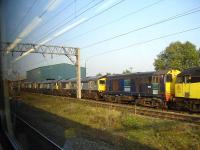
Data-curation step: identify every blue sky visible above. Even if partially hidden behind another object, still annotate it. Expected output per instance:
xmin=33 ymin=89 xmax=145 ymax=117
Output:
xmin=2 ymin=0 xmax=200 ymax=78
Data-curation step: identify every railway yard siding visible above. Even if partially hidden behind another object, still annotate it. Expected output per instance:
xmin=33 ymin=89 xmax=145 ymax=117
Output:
xmin=13 ymin=92 xmax=200 ymax=150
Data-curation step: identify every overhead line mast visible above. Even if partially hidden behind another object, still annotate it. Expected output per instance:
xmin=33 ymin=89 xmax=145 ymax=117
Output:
xmin=1 ymin=42 xmax=82 ymax=99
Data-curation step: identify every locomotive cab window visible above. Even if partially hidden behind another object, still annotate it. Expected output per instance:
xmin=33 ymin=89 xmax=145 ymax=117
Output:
xmin=166 ymin=74 xmax=172 ymax=82
xmin=99 ymin=80 xmax=105 ymax=85
xmin=191 ymin=76 xmax=200 ymax=83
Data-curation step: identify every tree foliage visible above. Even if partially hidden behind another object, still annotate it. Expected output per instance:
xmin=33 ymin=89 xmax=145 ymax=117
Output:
xmin=106 ymin=72 xmax=112 ymax=75
xmin=122 ymin=68 xmax=132 ymax=74
xmin=198 ymin=48 xmax=200 ymax=64
xmin=154 ymin=41 xmax=200 ymax=71
xmin=96 ymin=73 xmax=102 ymax=76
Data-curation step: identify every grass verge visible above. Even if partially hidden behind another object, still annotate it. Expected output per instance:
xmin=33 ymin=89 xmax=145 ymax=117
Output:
xmin=16 ymin=92 xmax=200 ymax=150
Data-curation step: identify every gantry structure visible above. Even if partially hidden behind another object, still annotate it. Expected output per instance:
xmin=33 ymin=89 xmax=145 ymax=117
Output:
xmin=1 ymin=42 xmax=81 ymax=98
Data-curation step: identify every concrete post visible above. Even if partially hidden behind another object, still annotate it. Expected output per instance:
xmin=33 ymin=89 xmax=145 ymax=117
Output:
xmin=76 ymin=48 xmax=81 ymax=99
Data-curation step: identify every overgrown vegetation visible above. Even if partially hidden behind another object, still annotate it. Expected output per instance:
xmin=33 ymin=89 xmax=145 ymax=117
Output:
xmin=154 ymin=41 xmax=200 ymax=71
xmin=18 ymin=93 xmax=200 ymax=150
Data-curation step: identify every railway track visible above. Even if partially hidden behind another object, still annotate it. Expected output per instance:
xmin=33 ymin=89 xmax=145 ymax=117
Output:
xmin=13 ymin=113 xmax=63 ymax=150
xmin=65 ymin=96 xmax=200 ymax=125
xmin=18 ymin=92 xmax=200 ymax=125
xmin=135 ymin=108 xmax=200 ymax=123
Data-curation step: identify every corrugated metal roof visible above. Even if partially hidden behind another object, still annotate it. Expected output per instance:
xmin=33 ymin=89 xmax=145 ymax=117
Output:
xmin=27 ymin=63 xmax=86 ymax=82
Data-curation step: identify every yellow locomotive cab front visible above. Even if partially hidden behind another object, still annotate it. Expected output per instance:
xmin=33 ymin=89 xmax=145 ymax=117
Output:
xmin=165 ymin=70 xmax=181 ymax=101
xmin=175 ymin=77 xmax=200 ymax=99
xmin=174 ymin=67 xmax=200 ymax=111
xmin=98 ymin=78 xmax=106 ymax=92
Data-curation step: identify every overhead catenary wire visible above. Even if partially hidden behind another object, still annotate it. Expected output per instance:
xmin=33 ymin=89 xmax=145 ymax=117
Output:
xmin=39 ymin=0 xmax=57 ymax=18
xmin=13 ymin=0 xmax=58 ymax=40
xmin=85 ymin=26 xmax=200 ymax=60
xmin=81 ymin=6 xmax=200 ymax=49
xmin=8 ymin=0 xmax=38 ymax=40
xmin=6 ymin=1 xmax=200 ymax=79
xmin=27 ymin=26 xmax=200 ymax=70
xmin=10 ymin=2 xmax=200 ymax=62
xmin=34 ymin=0 xmax=126 ymax=46
xmin=6 ymin=0 xmax=61 ymax=53
xmin=66 ymin=0 xmax=164 ymax=42
xmin=26 ymin=0 xmax=95 ymax=42
xmin=35 ymin=1 xmax=75 ymax=30
xmin=36 ymin=0 xmax=105 ymax=43
xmin=13 ymin=1 xmax=199 ymax=61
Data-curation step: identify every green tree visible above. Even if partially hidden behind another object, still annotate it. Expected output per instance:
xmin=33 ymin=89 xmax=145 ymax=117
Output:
xmin=154 ymin=41 xmax=200 ymax=71
xmin=96 ymin=73 xmax=102 ymax=76
xmin=198 ymin=48 xmax=200 ymax=64
xmin=122 ymin=67 xmax=133 ymax=74
xmin=122 ymin=69 xmax=131 ymax=74
xmin=106 ymin=72 xmax=112 ymax=75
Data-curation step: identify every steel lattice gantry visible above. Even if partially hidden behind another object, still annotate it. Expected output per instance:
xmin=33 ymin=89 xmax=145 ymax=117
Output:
xmin=0 ymin=42 xmax=81 ymax=99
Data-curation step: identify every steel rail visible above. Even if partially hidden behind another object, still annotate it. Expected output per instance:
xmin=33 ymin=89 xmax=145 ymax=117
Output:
xmin=73 ymin=98 xmax=200 ymax=125
xmin=41 ymin=93 xmax=200 ymax=125
xmin=13 ymin=113 xmax=63 ymax=150
xmin=16 ymin=92 xmax=200 ymax=125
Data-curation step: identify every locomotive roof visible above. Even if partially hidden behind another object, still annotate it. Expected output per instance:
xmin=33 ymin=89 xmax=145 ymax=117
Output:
xmin=153 ymin=70 xmax=169 ymax=75
xmin=23 ymin=80 xmax=58 ymax=84
xmin=40 ymin=80 xmax=58 ymax=83
xmin=107 ymin=72 xmax=154 ymax=79
xmin=82 ymin=75 xmax=106 ymax=82
xmin=59 ymin=75 xmax=106 ymax=83
xmin=178 ymin=67 xmax=200 ymax=76
xmin=60 ymin=78 xmax=77 ymax=83
xmin=153 ymin=69 xmax=182 ymax=75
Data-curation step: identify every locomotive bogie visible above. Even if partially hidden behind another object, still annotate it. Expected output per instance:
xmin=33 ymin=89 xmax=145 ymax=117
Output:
xmin=136 ymin=98 xmax=163 ymax=108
